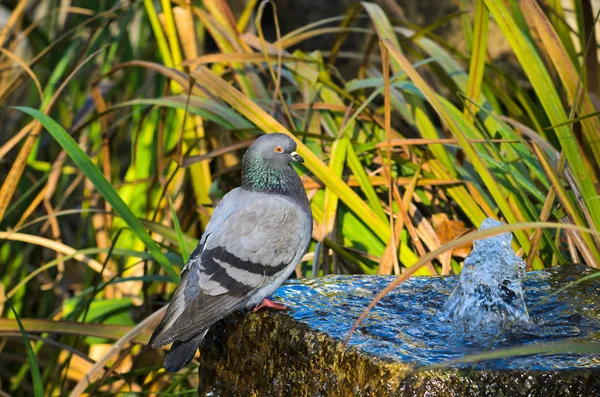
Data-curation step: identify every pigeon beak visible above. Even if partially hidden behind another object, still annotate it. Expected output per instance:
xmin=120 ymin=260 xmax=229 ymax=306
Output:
xmin=290 ymin=151 xmax=304 ymax=163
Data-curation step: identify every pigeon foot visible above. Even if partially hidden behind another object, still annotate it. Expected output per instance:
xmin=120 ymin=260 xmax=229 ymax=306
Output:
xmin=253 ymin=298 xmax=288 ymax=312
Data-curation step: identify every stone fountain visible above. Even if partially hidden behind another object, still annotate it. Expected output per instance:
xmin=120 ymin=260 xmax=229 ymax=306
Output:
xmin=197 ymin=219 xmax=600 ymax=396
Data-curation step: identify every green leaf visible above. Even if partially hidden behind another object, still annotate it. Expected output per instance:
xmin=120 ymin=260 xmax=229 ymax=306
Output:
xmin=323 ymin=138 xmax=348 ymax=237
xmin=115 ymin=96 xmax=253 ymax=129
xmin=139 ymin=218 xmax=199 ymax=249
xmin=463 ymin=0 xmax=489 ymax=121
xmin=13 ymin=106 xmax=180 ymax=282
xmin=169 ymin=197 xmax=191 ymax=263
xmin=345 ymin=143 xmax=387 ymax=222
xmin=7 ymin=298 xmax=43 ymax=397
xmin=64 ymin=298 xmax=135 ymax=344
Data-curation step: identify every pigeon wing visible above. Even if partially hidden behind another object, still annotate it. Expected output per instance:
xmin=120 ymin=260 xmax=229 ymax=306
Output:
xmin=149 ymin=193 xmax=311 ymax=348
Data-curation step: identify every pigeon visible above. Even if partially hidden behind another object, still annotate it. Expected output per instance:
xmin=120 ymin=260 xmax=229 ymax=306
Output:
xmin=148 ymin=133 xmax=313 ymax=372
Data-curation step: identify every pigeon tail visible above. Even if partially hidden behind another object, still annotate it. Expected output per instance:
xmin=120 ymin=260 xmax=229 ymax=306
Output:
xmin=164 ymin=330 xmax=207 ymax=372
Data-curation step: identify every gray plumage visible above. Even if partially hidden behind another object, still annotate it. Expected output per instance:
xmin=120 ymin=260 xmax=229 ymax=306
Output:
xmin=149 ymin=133 xmax=313 ymax=372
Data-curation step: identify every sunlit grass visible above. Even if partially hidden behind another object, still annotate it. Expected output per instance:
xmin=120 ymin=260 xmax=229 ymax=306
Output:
xmin=0 ymin=0 xmax=599 ymax=394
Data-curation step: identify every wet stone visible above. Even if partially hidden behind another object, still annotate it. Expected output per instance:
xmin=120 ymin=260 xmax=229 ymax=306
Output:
xmin=198 ymin=265 xmax=600 ymax=396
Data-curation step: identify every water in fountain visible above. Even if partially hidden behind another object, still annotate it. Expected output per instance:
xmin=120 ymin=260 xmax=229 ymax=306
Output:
xmin=273 ymin=265 xmax=600 ymax=370
xmin=269 ymin=218 xmax=600 ymax=371
xmin=442 ymin=218 xmax=531 ymax=334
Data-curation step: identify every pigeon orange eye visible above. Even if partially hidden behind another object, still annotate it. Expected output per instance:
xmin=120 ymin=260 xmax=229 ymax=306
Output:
xmin=274 ymin=145 xmax=284 ymax=153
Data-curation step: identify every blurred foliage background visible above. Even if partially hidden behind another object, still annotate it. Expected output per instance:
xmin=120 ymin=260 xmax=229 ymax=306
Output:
xmin=1 ymin=0 xmax=600 ymax=395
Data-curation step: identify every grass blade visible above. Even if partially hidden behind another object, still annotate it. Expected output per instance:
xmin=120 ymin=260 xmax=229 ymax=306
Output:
xmin=7 ymin=299 xmax=44 ymax=397
xmin=13 ymin=106 xmax=180 ymax=282
xmin=168 ymin=197 xmax=190 ymax=263
xmin=425 ymin=340 xmax=600 ymax=369
xmin=463 ymin=0 xmax=488 ymax=121
xmin=0 ymin=318 xmax=153 ymax=344
xmin=345 ymin=143 xmax=387 ymax=221
xmin=322 ymin=138 xmax=348 ymax=273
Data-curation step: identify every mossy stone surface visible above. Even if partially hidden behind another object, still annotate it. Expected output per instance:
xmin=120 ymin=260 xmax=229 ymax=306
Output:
xmin=198 ymin=310 xmax=412 ymax=396
xmin=198 ymin=310 xmax=599 ymax=396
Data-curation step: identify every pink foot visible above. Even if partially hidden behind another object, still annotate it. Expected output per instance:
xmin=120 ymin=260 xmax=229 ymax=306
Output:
xmin=253 ymin=298 xmax=288 ymax=312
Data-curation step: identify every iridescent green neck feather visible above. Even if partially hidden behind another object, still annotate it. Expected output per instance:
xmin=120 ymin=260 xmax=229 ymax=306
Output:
xmin=242 ymin=155 xmax=303 ymax=197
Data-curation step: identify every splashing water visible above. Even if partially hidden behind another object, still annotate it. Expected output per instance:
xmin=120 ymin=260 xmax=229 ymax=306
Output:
xmin=442 ymin=218 xmax=531 ymax=334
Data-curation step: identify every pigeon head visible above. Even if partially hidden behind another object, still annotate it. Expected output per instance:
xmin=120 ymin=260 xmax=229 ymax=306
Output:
xmin=244 ymin=133 xmax=303 ymax=166
xmin=242 ymin=133 xmax=305 ymax=196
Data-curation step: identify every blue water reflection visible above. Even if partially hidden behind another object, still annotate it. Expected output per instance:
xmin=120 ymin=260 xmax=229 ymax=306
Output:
xmin=272 ymin=265 xmax=600 ymax=370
